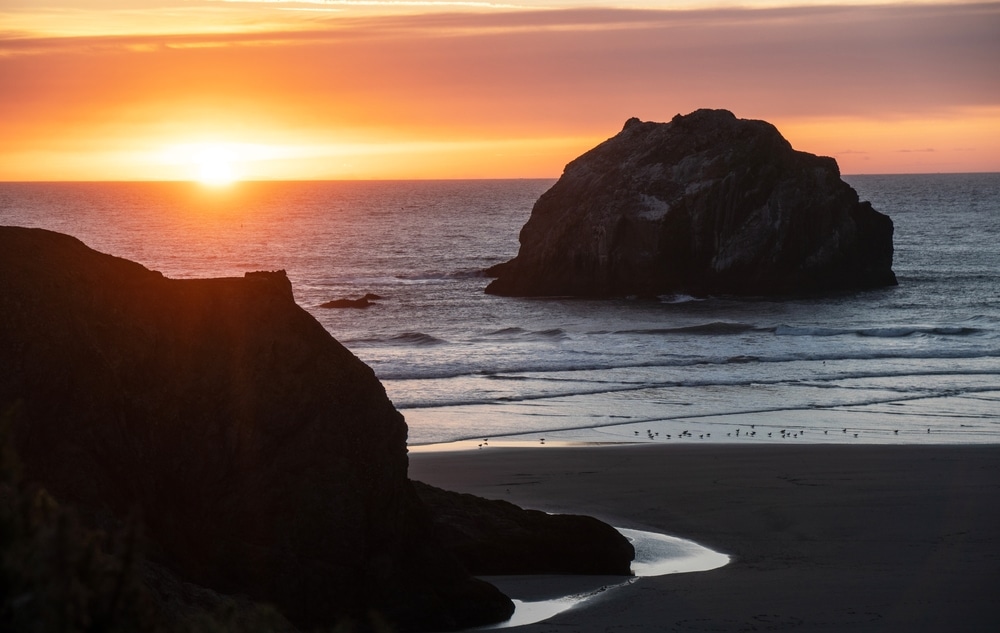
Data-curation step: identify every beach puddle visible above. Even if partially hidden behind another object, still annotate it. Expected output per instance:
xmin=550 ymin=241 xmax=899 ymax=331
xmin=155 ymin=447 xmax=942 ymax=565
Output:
xmin=622 ymin=528 xmax=730 ymax=576
xmin=485 ymin=595 xmax=584 ymax=629
xmin=476 ymin=528 xmax=729 ymax=629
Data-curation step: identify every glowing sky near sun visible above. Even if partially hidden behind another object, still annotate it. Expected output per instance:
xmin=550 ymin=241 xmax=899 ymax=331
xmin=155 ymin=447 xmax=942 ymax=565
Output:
xmin=1 ymin=1 xmax=998 ymax=180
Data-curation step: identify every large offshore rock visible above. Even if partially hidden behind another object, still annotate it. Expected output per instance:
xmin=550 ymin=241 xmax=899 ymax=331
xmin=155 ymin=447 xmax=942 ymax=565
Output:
xmin=0 ymin=226 xmax=512 ymax=631
xmin=486 ymin=109 xmax=896 ymax=297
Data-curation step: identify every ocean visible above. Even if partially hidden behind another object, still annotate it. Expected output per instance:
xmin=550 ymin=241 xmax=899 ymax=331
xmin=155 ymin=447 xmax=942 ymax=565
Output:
xmin=2 ymin=174 xmax=998 ymax=446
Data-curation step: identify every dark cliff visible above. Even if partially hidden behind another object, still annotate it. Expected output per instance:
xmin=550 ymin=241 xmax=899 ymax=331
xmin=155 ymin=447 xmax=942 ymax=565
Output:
xmin=486 ymin=109 xmax=896 ymax=297
xmin=0 ymin=226 xmax=512 ymax=631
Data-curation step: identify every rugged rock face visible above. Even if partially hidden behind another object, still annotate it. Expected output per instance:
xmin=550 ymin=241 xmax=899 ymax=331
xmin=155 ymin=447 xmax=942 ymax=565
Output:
xmin=0 ymin=226 xmax=512 ymax=631
xmin=486 ymin=109 xmax=896 ymax=297
xmin=414 ymin=482 xmax=635 ymax=576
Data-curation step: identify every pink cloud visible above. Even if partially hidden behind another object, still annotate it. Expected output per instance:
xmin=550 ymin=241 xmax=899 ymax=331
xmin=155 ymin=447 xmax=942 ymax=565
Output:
xmin=1 ymin=3 xmax=997 ymax=175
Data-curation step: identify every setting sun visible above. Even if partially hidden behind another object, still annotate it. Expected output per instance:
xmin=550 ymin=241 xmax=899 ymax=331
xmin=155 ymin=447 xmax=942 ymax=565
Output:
xmin=194 ymin=145 xmax=237 ymax=186
xmin=157 ymin=142 xmax=245 ymax=185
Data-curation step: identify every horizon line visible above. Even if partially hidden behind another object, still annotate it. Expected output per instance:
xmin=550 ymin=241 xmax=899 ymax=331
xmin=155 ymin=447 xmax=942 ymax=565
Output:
xmin=2 ymin=171 xmax=999 ymax=185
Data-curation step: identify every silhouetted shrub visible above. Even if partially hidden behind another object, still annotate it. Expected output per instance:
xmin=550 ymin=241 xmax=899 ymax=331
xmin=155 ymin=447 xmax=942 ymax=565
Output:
xmin=0 ymin=410 xmax=300 ymax=633
xmin=0 ymin=407 xmax=157 ymax=632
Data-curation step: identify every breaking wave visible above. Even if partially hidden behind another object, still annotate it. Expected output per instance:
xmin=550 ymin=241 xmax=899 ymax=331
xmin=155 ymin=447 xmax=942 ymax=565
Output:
xmin=775 ymin=324 xmax=983 ymax=338
xmin=348 ymin=332 xmax=447 ymax=346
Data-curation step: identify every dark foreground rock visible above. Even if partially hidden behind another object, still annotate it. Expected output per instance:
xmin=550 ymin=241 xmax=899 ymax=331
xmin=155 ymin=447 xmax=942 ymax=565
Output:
xmin=414 ymin=482 xmax=635 ymax=576
xmin=0 ymin=226 xmax=512 ymax=631
xmin=486 ymin=109 xmax=896 ymax=297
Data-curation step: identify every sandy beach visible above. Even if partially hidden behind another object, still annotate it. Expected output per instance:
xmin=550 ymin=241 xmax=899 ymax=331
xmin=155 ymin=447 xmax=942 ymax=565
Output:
xmin=409 ymin=444 xmax=1000 ymax=632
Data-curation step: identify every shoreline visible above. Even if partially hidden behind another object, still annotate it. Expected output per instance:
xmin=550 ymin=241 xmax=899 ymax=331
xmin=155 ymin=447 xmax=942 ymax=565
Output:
xmin=403 ymin=406 xmax=1000 ymax=449
xmin=409 ymin=443 xmax=1000 ymax=632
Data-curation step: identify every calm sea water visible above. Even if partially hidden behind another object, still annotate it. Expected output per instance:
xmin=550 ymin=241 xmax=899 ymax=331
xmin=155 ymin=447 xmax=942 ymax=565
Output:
xmin=2 ymin=175 xmax=998 ymax=446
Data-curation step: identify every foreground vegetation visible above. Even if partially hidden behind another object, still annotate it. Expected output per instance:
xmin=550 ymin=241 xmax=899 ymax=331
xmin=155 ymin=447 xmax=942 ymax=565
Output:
xmin=0 ymin=411 xmax=390 ymax=633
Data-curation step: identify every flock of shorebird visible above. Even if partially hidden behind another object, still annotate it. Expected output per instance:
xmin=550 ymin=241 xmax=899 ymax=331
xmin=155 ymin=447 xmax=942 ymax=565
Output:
xmin=476 ymin=426 xmax=922 ymax=448
xmin=632 ymin=429 xmax=709 ymax=440
xmin=619 ymin=425 xmax=913 ymax=442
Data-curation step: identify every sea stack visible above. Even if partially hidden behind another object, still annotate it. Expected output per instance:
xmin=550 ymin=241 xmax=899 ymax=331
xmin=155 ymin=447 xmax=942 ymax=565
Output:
xmin=486 ymin=109 xmax=896 ymax=297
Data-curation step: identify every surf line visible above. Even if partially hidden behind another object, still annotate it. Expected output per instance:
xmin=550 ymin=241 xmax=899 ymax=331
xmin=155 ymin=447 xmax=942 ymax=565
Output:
xmin=475 ymin=528 xmax=730 ymax=629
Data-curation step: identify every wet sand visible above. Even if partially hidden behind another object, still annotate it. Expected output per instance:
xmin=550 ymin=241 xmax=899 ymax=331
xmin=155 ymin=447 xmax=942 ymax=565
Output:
xmin=409 ymin=444 xmax=1000 ymax=632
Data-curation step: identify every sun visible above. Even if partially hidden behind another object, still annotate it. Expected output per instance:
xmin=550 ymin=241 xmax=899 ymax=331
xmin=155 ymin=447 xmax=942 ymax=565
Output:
xmin=193 ymin=144 xmax=238 ymax=186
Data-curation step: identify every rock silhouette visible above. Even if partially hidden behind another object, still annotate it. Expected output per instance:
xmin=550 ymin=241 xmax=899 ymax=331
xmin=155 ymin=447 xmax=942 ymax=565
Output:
xmin=487 ymin=109 xmax=896 ymax=297
xmin=320 ymin=293 xmax=381 ymax=309
xmin=414 ymin=482 xmax=635 ymax=576
xmin=0 ymin=226 xmax=512 ymax=631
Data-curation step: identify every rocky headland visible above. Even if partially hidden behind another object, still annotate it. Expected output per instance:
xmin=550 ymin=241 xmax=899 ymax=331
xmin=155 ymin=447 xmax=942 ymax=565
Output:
xmin=486 ymin=109 xmax=896 ymax=297
xmin=0 ymin=226 xmax=632 ymax=631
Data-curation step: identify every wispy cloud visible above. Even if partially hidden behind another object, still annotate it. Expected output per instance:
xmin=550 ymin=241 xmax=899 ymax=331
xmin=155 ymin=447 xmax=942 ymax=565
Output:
xmin=4 ymin=3 xmax=997 ymax=121
xmin=215 ymin=0 xmax=529 ymax=7
xmin=2 ymin=2 xmax=999 ymax=176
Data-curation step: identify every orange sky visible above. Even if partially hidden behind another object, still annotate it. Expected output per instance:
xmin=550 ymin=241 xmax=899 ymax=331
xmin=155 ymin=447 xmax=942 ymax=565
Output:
xmin=1 ymin=1 xmax=998 ymax=180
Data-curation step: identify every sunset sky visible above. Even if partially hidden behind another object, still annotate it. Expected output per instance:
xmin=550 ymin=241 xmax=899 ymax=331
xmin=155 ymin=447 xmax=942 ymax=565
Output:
xmin=1 ymin=1 xmax=998 ymax=181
